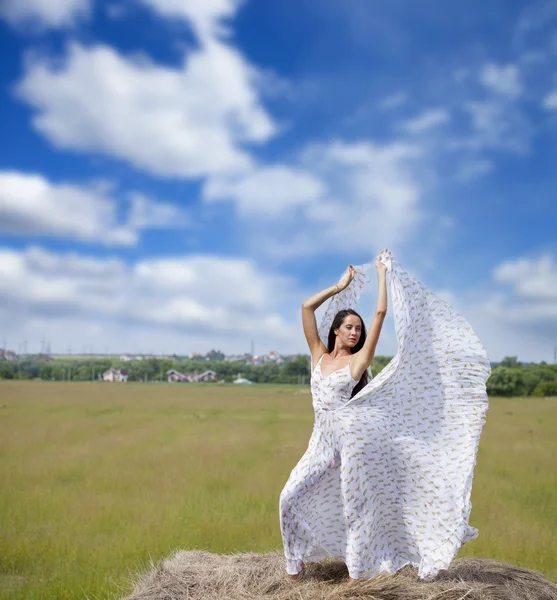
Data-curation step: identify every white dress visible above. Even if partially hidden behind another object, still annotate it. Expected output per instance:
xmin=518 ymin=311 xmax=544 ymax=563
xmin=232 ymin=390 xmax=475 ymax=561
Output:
xmin=279 ymin=251 xmax=490 ymax=579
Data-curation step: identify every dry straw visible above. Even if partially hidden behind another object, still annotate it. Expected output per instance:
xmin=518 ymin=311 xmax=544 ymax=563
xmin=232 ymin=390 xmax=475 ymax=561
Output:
xmin=118 ymin=550 xmax=557 ymax=600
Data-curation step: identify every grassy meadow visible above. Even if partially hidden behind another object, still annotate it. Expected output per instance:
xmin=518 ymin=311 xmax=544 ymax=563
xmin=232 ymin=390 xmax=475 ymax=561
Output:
xmin=0 ymin=381 xmax=556 ymax=600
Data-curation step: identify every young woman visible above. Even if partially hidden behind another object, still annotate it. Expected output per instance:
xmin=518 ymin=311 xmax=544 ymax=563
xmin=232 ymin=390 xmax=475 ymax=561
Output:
xmin=279 ymin=249 xmax=490 ymax=582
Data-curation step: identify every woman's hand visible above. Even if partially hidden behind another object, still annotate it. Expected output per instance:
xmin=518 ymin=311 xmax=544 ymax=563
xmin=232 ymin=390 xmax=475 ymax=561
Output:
xmin=336 ymin=265 xmax=356 ymax=292
xmin=376 ymin=249 xmax=391 ymax=274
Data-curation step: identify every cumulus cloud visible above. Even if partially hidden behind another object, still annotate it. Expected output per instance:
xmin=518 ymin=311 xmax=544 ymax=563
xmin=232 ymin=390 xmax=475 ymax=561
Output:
xmin=138 ymin=0 xmax=242 ymax=39
xmin=0 ymin=246 xmax=300 ymax=350
xmin=480 ymin=63 xmax=522 ymax=98
xmin=457 ymin=254 xmax=557 ymax=361
xmin=0 ymin=0 xmax=90 ymax=29
xmin=204 ymin=166 xmax=325 ymax=217
xmin=244 ymin=140 xmax=425 ymax=261
xmin=379 ymin=92 xmax=407 ymax=110
xmin=447 ymin=61 xmax=531 ymax=158
xmin=0 ymin=170 xmax=188 ymax=245
xmin=201 ymin=138 xmax=426 ymax=260
xmin=543 ymin=90 xmax=557 ymax=110
xmin=16 ymin=40 xmax=276 ymax=179
xmin=458 ymin=100 xmax=531 ymax=154
xmin=415 ymin=253 xmax=557 ymax=363
xmin=402 ymin=108 xmax=451 ymax=134
xmin=454 ymin=159 xmax=494 ymax=182
xmin=494 ymin=254 xmax=557 ymax=303
xmin=304 ymin=141 xmax=423 ymax=246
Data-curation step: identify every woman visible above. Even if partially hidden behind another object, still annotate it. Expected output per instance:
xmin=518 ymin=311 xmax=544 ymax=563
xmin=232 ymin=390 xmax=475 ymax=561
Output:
xmin=279 ymin=249 xmax=490 ymax=581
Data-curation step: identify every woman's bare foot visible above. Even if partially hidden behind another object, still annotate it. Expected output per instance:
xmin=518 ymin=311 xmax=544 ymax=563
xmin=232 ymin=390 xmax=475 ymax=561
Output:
xmin=286 ymin=562 xmax=305 ymax=580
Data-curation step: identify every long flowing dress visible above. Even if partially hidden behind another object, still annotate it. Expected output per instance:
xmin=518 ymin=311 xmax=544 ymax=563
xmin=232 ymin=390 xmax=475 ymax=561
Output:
xmin=279 ymin=251 xmax=490 ymax=580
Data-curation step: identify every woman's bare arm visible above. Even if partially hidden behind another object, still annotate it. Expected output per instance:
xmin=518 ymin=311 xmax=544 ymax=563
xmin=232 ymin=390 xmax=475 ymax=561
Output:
xmin=351 ymin=255 xmax=388 ymax=379
xmin=302 ymin=266 xmax=356 ymax=360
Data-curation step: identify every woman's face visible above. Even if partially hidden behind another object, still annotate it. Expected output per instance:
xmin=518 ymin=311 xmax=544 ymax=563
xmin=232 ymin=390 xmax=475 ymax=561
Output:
xmin=335 ymin=315 xmax=362 ymax=347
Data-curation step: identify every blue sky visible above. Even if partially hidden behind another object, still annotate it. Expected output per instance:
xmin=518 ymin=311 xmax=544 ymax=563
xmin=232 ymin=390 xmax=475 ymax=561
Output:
xmin=0 ymin=0 xmax=556 ymax=361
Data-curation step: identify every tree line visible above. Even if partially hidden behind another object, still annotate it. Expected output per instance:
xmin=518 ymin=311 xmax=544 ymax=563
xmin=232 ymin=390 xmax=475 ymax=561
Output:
xmin=1 ymin=354 xmax=556 ymax=395
xmin=0 ymin=355 xmax=392 ymax=385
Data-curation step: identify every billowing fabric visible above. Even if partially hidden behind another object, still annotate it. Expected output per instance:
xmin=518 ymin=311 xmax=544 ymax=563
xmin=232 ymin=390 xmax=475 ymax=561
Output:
xmin=279 ymin=251 xmax=490 ymax=579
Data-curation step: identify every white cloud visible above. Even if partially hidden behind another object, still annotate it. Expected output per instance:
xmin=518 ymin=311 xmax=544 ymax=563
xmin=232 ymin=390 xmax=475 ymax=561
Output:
xmin=379 ymin=92 xmax=407 ymax=110
xmin=458 ymin=100 xmax=531 ymax=154
xmin=444 ymin=255 xmax=557 ymax=361
xmin=126 ymin=193 xmax=188 ymax=230
xmin=105 ymin=4 xmax=126 ymax=20
xmin=0 ymin=170 xmax=188 ymax=245
xmin=0 ymin=0 xmax=90 ymax=29
xmin=139 ymin=0 xmax=242 ymax=39
xmin=480 ymin=63 xmax=522 ymax=98
xmin=543 ymin=90 xmax=557 ymax=110
xmin=0 ymin=246 xmax=301 ymax=353
xmin=463 ymin=302 xmax=555 ymax=363
xmin=403 ymin=108 xmax=450 ymax=134
xmin=515 ymin=1 xmax=557 ymax=45
xmin=417 ymin=253 xmax=557 ymax=363
xmin=455 ymin=159 xmax=494 ymax=182
xmin=494 ymin=254 xmax=557 ymax=302
xmin=204 ymin=166 xmax=325 ymax=217
xmin=259 ymin=140 xmax=425 ymax=260
xmin=16 ymin=40 xmax=276 ymax=179
xmin=201 ymin=139 xmax=426 ymax=261
xmin=460 ymin=254 xmax=557 ymax=361
xmin=304 ymin=141 xmax=423 ymax=244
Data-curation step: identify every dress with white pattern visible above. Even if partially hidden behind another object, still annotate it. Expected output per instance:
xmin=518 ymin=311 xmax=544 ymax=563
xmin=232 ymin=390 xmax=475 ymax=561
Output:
xmin=279 ymin=251 xmax=490 ymax=579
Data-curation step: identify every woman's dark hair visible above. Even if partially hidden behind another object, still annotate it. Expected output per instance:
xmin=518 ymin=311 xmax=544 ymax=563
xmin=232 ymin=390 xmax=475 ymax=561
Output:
xmin=327 ymin=309 xmax=370 ymax=398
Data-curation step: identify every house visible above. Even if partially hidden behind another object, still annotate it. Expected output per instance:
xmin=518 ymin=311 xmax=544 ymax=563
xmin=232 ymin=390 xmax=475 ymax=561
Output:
xmin=196 ymin=370 xmax=217 ymax=382
xmin=32 ymin=354 xmax=55 ymax=363
xmin=167 ymin=369 xmax=217 ymax=383
xmin=0 ymin=349 xmax=18 ymax=361
xmin=167 ymin=369 xmax=191 ymax=383
xmin=120 ymin=354 xmax=143 ymax=362
xmin=103 ymin=368 xmax=128 ymax=382
xmin=268 ymin=350 xmax=282 ymax=363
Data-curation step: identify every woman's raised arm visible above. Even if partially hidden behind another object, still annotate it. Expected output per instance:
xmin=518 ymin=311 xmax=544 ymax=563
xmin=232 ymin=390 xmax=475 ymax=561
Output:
xmin=350 ymin=253 xmax=389 ymax=380
xmin=301 ymin=265 xmax=356 ymax=360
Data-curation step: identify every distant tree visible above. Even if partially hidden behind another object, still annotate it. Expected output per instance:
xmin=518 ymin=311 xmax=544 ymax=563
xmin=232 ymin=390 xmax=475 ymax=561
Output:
xmin=486 ymin=366 xmax=525 ymax=397
xmin=206 ymin=349 xmax=225 ymax=361
xmin=282 ymin=355 xmax=310 ymax=378
xmin=500 ymin=356 xmax=520 ymax=368
xmin=371 ymin=356 xmax=392 ymax=375
xmin=522 ymin=365 xmax=557 ymax=396
xmin=0 ymin=363 xmax=15 ymax=379
xmin=39 ymin=364 xmax=54 ymax=380
xmin=531 ymin=379 xmax=557 ymax=397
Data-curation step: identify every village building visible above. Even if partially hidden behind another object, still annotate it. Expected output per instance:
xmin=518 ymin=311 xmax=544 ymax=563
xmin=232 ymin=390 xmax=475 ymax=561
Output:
xmin=166 ymin=369 xmax=217 ymax=383
xmin=32 ymin=354 xmax=55 ymax=363
xmin=0 ymin=349 xmax=19 ymax=361
xmin=103 ymin=368 xmax=128 ymax=382
xmin=120 ymin=354 xmax=144 ymax=362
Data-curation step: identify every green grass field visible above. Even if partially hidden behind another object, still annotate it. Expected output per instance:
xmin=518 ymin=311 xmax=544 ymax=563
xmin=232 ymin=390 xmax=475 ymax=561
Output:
xmin=0 ymin=381 xmax=555 ymax=600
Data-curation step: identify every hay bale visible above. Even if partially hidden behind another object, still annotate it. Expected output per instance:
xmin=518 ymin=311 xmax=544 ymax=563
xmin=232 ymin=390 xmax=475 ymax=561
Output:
xmin=118 ymin=550 xmax=557 ymax=600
